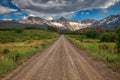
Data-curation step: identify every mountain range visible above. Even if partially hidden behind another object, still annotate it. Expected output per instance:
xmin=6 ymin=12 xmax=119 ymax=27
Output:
xmin=93 ymin=14 xmax=120 ymax=29
xmin=18 ymin=16 xmax=91 ymax=31
xmin=0 ymin=14 xmax=120 ymax=31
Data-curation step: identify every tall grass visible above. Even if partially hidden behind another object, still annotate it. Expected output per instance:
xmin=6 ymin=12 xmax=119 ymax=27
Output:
xmin=0 ymin=29 xmax=59 ymax=78
xmin=0 ymin=29 xmax=58 ymax=43
xmin=66 ymin=34 xmax=120 ymax=72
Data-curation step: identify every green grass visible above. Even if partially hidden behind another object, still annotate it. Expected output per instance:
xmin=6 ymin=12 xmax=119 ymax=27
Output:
xmin=66 ymin=34 xmax=120 ymax=72
xmin=0 ymin=29 xmax=59 ymax=78
xmin=0 ymin=29 xmax=58 ymax=43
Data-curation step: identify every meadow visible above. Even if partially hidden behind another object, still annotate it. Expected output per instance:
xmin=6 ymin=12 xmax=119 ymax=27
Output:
xmin=0 ymin=28 xmax=59 ymax=78
xmin=66 ymin=31 xmax=120 ymax=72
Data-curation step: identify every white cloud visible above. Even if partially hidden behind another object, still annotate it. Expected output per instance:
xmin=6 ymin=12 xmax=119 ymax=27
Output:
xmin=13 ymin=0 xmax=120 ymax=17
xmin=2 ymin=18 xmax=13 ymax=21
xmin=45 ymin=17 xmax=53 ymax=20
xmin=101 ymin=0 xmax=119 ymax=8
xmin=29 ymin=14 xmax=37 ymax=17
xmin=23 ymin=16 xmax=28 ymax=19
xmin=0 ymin=6 xmax=17 ymax=14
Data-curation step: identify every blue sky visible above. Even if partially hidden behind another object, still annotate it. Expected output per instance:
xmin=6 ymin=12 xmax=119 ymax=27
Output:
xmin=0 ymin=0 xmax=28 ymax=20
xmin=67 ymin=2 xmax=120 ymax=21
xmin=0 ymin=0 xmax=120 ymax=21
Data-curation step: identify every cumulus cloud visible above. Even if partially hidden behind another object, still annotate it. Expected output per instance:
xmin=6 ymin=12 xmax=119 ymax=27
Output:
xmin=0 ymin=6 xmax=17 ymax=14
xmin=12 ymin=0 xmax=120 ymax=17
xmin=45 ymin=17 xmax=53 ymax=20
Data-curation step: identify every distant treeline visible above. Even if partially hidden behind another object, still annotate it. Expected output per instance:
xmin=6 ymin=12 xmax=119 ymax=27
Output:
xmin=66 ymin=26 xmax=120 ymax=53
xmin=0 ymin=25 xmax=66 ymax=33
xmin=0 ymin=26 xmax=42 ymax=31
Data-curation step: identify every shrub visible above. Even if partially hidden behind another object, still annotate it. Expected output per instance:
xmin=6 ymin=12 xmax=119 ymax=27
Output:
xmin=2 ymin=49 xmax=10 ymax=55
xmin=15 ymin=28 xmax=24 ymax=33
xmin=116 ymin=27 xmax=120 ymax=53
xmin=11 ymin=52 xmax=22 ymax=62
xmin=106 ymin=57 xmax=115 ymax=63
xmin=85 ymin=30 xmax=98 ymax=38
xmin=98 ymin=44 xmax=108 ymax=50
xmin=0 ymin=58 xmax=16 ymax=74
xmin=48 ymin=26 xmax=57 ymax=31
xmin=99 ymin=32 xmax=116 ymax=42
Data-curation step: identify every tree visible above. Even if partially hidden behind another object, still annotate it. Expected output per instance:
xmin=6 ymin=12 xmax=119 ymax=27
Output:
xmin=116 ymin=27 xmax=120 ymax=53
xmin=99 ymin=32 xmax=116 ymax=42
xmin=85 ymin=29 xmax=98 ymax=38
xmin=96 ymin=26 xmax=102 ymax=36
xmin=15 ymin=28 xmax=24 ymax=33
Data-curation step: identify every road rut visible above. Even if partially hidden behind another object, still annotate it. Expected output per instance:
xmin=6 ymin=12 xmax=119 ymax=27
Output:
xmin=4 ymin=35 xmax=104 ymax=80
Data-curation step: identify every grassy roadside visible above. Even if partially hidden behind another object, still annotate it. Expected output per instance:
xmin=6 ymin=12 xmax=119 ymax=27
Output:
xmin=0 ymin=29 xmax=59 ymax=78
xmin=66 ymin=34 xmax=120 ymax=72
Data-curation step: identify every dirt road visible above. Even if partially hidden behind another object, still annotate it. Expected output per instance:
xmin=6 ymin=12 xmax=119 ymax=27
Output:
xmin=4 ymin=35 xmax=104 ymax=80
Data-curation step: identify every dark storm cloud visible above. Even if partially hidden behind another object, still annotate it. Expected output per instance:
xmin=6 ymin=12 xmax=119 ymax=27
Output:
xmin=12 ymin=0 xmax=120 ymax=17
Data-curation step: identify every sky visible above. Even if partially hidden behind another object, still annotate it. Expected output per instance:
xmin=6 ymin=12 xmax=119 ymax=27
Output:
xmin=0 ymin=0 xmax=120 ymax=21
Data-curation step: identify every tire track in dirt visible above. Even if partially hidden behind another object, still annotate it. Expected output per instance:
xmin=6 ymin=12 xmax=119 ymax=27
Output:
xmin=3 ymin=35 xmax=104 ymax=80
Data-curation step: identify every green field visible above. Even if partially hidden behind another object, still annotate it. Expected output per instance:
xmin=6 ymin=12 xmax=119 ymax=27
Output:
xmin=66 ymin=34 xmax=120 ymax=72
xmin=0 ymin=29 xmax=59 ymax=78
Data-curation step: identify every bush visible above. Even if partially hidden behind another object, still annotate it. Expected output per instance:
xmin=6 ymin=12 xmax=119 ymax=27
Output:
xmin=48 ymin=26 xmax=57 ymax=31
xmin=106 ymin=57 xmax=115 ymax=63
xmin=99 ymin=32 xmax=116 ymax=42
xmin=15 ymin=28 xmax=24 ymax=33
xmin=85 ymin=30 xmax=98 ymax=38
xmin=9 ymin=52 xmax=22 ymax=62
xmin=116 ymin=27 xmax=120 ymax=53
xmin=0 ymin=58 xmax=16 ymax=74
xmin=2 ymin=49 xmax=10 ymax=55
xmin=98 ymin=44 xmax=108 ymax=50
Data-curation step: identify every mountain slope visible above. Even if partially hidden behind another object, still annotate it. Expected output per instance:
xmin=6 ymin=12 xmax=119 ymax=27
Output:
xmin=81 ymin=19 xmax=98 ymax=24
xmin=18 ymin=16 xmax=48 ymax=24
xmin=0 ymin=20 xmax=24 ymax=27
xmin=1 ymin=14 xmax=120 ymax=31
xmin=18 ymin=16 xmax=90 ymax=31
xmin=93 ymin=14 xmax=120 ymax=28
